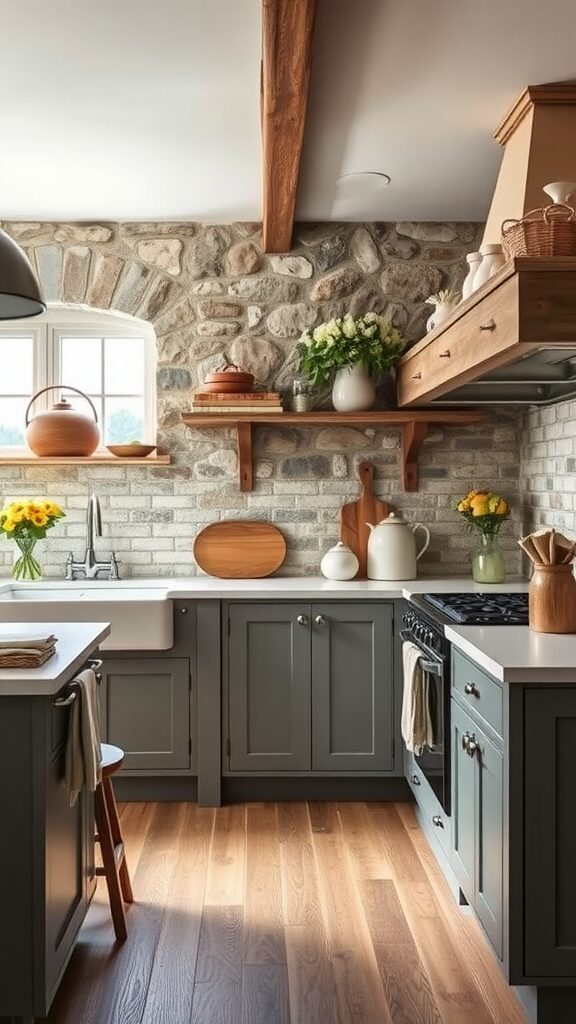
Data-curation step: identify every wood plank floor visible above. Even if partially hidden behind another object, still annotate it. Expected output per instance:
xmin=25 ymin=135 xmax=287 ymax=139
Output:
xmin=48 ymin=801 xmax=527 ymax=1024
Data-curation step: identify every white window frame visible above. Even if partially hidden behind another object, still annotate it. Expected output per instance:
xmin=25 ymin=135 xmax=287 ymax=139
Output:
xmin=0 ymin=303 xmax=157 ymax=452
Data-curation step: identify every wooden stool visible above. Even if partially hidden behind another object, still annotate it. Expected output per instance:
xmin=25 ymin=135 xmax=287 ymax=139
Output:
xmin=95 ymin=743 xmax=133 ymax=941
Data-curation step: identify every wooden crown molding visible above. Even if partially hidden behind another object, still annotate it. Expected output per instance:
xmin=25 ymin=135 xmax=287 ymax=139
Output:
xmin=261 ymin=0 xmax=317 ymax=253
xmin=495 ymin=82 xmax=576 ymax=145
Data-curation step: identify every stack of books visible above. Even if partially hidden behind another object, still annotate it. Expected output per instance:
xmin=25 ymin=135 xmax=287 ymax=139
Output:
xmin=190 ymin=391 xmax=284 ymax=414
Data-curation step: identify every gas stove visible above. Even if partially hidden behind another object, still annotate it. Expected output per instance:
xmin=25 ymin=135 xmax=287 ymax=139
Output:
xmin=414 ymin=591 xmax=529 ymax=626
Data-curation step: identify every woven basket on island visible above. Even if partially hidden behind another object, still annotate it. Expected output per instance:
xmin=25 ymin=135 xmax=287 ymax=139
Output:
xmin=501 ymin=203 xmax=576 ymax=258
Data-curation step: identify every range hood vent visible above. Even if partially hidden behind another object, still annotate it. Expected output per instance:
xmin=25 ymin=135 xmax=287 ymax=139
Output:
xmin=431 ymin=347 xmax=576 ymax=406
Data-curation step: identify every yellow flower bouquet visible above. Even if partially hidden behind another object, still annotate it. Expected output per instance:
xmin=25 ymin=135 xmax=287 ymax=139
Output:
xmin=0 ymin=499 xmax=65 ymax=580
xmin=456 ymin=490 xmax=510 ymax=583
xmin=456 ymin=490 xmax=510 ymax=537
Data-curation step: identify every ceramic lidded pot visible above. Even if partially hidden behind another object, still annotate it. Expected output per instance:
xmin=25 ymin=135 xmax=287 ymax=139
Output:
xmin=25 ymin=385 xmax=100 ymax=457
xmin=320 ymin=542 xmax=359 ymax=581
xmin=366 ymin=512 xmax=430 ymax=581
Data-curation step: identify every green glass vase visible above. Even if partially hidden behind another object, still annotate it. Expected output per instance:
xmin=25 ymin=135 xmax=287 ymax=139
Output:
xmin=13 ymin=534 xmax=42 ymax=581
xmin=471 ymin=534 xmax=505 ymax=584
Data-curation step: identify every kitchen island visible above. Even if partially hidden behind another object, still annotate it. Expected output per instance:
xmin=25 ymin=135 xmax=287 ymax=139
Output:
xmin=0 ymin=622 xmax=109 ymax=1024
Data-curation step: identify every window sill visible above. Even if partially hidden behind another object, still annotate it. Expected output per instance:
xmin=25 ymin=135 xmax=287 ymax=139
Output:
xmin=0 ymin=454 xmax=172 ymax=466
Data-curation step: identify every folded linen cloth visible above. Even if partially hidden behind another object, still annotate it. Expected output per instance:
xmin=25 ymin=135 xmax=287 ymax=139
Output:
xmin=401 ymin=641 xmax=435 ymax=756
xmin=0 ymin=633 xmax=56 ymax=651
xmin=65 ymin=669 xmax=102 ymax=806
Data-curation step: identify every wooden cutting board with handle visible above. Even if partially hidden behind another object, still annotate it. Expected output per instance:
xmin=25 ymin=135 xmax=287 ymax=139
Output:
xmin=193 ymin=520 xmax=287 ymax=578
xmin=340 ymin=462 xmax=391 ymax=578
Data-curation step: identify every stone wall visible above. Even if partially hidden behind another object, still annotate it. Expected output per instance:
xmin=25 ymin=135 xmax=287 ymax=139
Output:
xmin=0 ymin=219 xmax=523 ymax=578
xmin=520 ymin=401 xmax=576 ymax=538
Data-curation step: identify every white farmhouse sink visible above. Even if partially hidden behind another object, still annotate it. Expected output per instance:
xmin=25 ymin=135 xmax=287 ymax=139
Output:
xmin=0 ymin=584 xmax=173 ymax=650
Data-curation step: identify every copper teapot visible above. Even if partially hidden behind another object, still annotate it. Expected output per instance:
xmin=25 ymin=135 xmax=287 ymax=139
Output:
xmin=25 ymin=385 xmax=100 ymax=457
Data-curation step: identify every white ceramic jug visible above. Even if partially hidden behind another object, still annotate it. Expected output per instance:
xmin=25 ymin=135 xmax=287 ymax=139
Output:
xmin=366 ymin=512 xmax=430 ymax=581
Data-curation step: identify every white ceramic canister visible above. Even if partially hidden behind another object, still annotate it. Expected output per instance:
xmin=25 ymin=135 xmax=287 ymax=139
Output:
xmin=366 ymin=512 xmax=430 ymax=581
xmin=473 ymin=243 xmax=506 ymax=290
xmin=461 ymin=251 xmax=483 ymax=300
xmin=320 ymin=542 xmax=359 ymax=581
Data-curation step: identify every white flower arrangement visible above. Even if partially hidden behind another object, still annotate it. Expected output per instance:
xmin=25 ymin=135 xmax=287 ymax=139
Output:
xmin=298 ymin=313 xmax=405 ymax=388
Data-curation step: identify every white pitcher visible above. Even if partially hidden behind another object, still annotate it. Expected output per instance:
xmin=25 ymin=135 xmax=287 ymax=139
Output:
xmin=366 ymin=513 xmax=430 ymax=581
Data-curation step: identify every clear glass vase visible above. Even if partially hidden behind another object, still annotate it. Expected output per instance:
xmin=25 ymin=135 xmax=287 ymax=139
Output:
xmin=471 ymin=534 xmax=505 ymax=584
xmin=13 ymin=534 xmax=42 ymax=581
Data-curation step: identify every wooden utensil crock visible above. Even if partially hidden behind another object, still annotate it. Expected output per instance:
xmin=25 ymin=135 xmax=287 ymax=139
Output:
xmin=25 ymin=385 xmax=100 ymax=457
xmin=529 ymin=563 xmax=576 ymax=633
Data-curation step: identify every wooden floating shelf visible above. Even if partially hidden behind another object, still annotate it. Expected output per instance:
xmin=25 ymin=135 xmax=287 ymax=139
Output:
xmin=181 ymin=410 xmax=484 ymax=492
xmin=0 ymin=455 xmax=172 ymax=466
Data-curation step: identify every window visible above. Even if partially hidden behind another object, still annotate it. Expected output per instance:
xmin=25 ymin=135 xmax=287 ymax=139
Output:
xmin=0 ymin=305 xmax=156 ymax=450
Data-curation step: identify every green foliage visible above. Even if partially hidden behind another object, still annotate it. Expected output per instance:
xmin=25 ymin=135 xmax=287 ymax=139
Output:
xmin=298 ymin=313 xmax=406 ymax=388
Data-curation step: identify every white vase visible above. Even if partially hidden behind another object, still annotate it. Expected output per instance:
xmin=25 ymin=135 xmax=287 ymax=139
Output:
xmin=320 ymin=542 xmax=359 ymax=581
xmin=543 ymin=182 xmax=576 ymax=205
xmin=474 ymin=243 xmax=506 ymax=289
xmin=426 ymin=298 xmax=459 ymax=333
xmin=331 ymin=364 xmax=376 ymax=412
xmin=462 ymin=251 xmax=482 ymax=300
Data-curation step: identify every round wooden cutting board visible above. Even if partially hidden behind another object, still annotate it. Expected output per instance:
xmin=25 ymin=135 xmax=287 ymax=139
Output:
xmin=193 ymin=521 xmax=287 ymax=578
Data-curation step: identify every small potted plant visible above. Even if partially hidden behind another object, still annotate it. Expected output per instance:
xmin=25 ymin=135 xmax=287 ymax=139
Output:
xmin=456 ymin=490 xmax=510 ymax=583
xmin=298 ymin=312 xmax=405 ymax=412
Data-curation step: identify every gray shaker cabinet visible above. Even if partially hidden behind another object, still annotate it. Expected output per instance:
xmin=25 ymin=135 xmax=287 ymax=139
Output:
xmin=312 ymin=602 xmax=393 ymax=771
xmin=227 ymin=602 xmax=394 ymax=773
xmin=451 ymin=698 xmax=504 ymax=959
xmin=0 ymin=686 xmax=95 ymax=1021
xmin=99 ymin=657 xmax=191 ymax=772
xmin=523 ymin=688 xmax=576 ymax=977
xmin=227 ymin=604 xmax=312 ymax=771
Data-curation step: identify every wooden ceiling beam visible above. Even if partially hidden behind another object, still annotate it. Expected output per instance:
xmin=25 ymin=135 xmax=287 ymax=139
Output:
xmin=261 ymin=0 xmax=317 ymax=253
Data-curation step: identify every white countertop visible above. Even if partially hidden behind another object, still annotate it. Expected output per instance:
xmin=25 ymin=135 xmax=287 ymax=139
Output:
xmin=0 ymin=622 xmax=110 ymax=696
xmin=0 ymin=574 xmax=528 ymax=602
xmin=446 ymin=624 xmax=576 ymax=683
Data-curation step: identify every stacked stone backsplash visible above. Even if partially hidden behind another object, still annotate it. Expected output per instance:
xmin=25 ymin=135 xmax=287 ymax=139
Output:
xmin=0 ymin=219 xmax=523 ymax=578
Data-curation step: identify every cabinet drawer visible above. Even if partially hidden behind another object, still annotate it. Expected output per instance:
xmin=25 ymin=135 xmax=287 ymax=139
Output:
xmin=452 ymin=649 xmax=503 ymax=739
xmin=405 ymin=751 xmax=451 ymax=860
xmin=397 ymin=274 xmax=519 ymax=405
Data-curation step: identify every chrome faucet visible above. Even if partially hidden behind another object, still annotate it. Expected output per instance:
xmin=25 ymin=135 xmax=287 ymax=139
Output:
xmin=65 ymin=494 xmax=120 ymax=580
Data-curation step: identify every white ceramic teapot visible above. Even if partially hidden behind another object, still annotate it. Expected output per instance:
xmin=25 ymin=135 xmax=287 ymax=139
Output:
xmin=366 ymin=512 xmax=430 ymax=581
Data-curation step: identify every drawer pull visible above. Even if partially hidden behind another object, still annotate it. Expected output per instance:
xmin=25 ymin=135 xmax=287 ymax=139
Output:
xmin=412 ymin=371 xmax=422 ymax=380
xmin=439 ymin=350 xmax=451 ymax=358
xmin=53 ymin=691 xmax=77 ymax=708
xmin=432 ymin=815 xmax=444 ymax=828
xmin=479 ymin=319 xmax=496 ymax=331
xmin=410 ymin=773 xmax=421 ymax=786
xmin=464 ymin=682 xmax=479 ymax=697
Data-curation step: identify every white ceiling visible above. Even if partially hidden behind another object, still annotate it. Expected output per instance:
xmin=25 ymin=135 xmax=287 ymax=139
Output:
xmin=2 ymin=0 xmax=576 ymax=222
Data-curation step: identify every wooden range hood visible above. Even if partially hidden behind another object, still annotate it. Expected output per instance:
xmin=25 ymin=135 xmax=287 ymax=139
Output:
xmin=482 ymin=82 xmax=576 ymax=246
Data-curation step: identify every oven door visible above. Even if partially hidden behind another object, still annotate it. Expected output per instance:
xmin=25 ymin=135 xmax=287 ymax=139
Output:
xmin=401 ymin=633 xmax=450 ymax=815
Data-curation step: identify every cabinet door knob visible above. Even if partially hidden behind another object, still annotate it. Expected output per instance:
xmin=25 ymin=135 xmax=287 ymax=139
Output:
xmin=315 ymin=614 xmax=326 ymax=626
xmin=410 ymin=773 xmax=421 ymax=786
xmin=479 ymin=319 xmax=496 ymax=331
xmin=296 ymin=614 xmax=308 ymax=626
xmin=461 ymin=732 xmax=470 ymax=752
xmin=467 ymin=736 xmax=478 ymax=758
xmin=432 ymin=815 xmax=444 ymax=828
xmin=464 ymin=682 xmax=479 ymax=697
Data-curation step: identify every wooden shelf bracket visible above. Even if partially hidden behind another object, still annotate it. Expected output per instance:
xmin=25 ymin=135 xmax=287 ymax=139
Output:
xmin=237 ymin=421 xmax=253 ymax=492
xmin=401 ymin=421 xmax=430 ymax=492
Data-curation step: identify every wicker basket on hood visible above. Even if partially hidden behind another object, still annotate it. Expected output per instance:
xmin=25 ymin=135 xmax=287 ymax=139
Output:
xmin=501 ymin=203 xmax=576 ymax=258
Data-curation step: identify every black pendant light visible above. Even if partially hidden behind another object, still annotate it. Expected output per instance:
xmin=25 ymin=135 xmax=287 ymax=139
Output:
xmin=0 ymin=229 xmax=45 ymax=319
